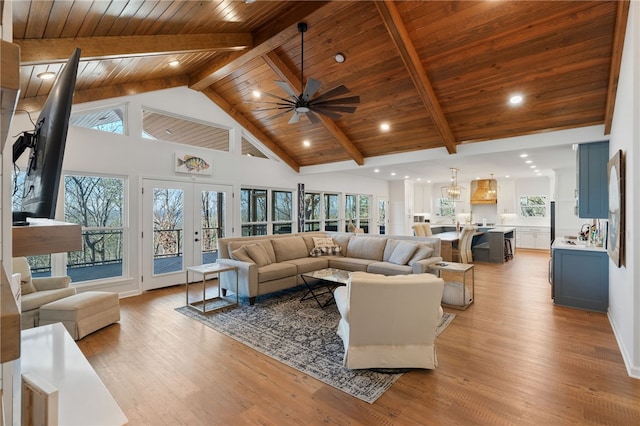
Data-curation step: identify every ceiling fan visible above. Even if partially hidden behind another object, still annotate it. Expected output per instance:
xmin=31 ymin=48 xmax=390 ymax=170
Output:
xmin=255 ymin=22 xmax=360 ymax=124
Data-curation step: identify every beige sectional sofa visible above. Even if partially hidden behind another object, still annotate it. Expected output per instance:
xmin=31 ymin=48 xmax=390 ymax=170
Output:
xmin=216 ymin=232 xmax=442 ymax=305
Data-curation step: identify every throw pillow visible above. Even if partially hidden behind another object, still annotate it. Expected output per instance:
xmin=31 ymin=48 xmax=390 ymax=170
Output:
xmin=309 ymin=245 xmax=342 ymax=257
xmin=230 ymin=246 xmax=254 ymax=263
xmin=408 ymin=245 xmax=434 ymax=266
xmin=244 ymin=244 xmax=272 ymax=267
xmin=312 ymin=236 xmax=335 ymax=248
xmin=20 ymin=279 xmax=36 ymax=296
xmin=388 ymin=241 xmax=419 ymax=265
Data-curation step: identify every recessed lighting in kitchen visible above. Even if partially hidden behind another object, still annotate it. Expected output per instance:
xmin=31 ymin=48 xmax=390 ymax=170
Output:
xmin=525 ymin=160 xmax=532 ymax=164
xmin=530 ymin=165 xmax=536 ymax=169
xmin=520 ymin=154 xmax=528 ymax=158
xmin=404 ymin=175 xmax=410 ymax=179
xmin=374 ymin=169 xmax=380 ymax=173
xmin=390 ymin=172 xmax=396 ymax=176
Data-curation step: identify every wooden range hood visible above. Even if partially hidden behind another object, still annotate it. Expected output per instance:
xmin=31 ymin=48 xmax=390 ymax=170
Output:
xmin=470 ymin=179 xmax=498 ymax=205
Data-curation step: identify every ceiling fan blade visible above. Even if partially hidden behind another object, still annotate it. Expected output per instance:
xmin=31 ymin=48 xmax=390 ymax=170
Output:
xmin=274 ymin=81 xmax=299 ymax=99
xmin=288 ymin=112 xmax=302 ymax=124
xmin=261 ymin=90 xmax=296 ymax=104
xmin=270 ymin=108 xmax=296 ymax=121
xmin=311 ymin=108 xmax=342 ymax=121
xmin=306 ymin=110 xmax=322 ymax=124
xmin=311 ymin=85 xmax=351 ymax=103
xmin=301 ymin=78 xmax=322 ymax=101
xmin=312 ymin=95 xmax=361 ymax=106
xmin=312 ymin=105 xmax=358 ymax=114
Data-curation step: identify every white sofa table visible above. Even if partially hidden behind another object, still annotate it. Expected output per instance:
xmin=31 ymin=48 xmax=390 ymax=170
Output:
xmin=21 ymin=323 xmax=127 ymax=425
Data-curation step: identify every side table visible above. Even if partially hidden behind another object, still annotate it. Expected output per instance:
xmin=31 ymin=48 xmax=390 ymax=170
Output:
xmin=186 ymin=263 xmax=238 ymax=313
xmin=428 ymin=262 xmax=474 ymax=310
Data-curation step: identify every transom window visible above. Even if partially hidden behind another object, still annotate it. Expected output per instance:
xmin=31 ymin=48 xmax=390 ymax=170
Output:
xmin=70 ymin=104 xmax=127 ymax=134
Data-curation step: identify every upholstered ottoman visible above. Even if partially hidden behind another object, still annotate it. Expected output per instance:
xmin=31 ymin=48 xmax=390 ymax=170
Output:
xmin=39 ymin=291 xmax=120 ymax=340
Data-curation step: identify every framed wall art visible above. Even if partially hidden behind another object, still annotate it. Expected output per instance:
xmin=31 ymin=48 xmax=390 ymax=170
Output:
xmin=174 ymin=151 xmax=212 ymax=175
xmin=607 ymin=149 xmax=624 ymax=267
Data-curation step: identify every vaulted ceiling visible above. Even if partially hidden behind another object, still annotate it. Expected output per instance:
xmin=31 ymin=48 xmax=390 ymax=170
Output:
xmin=10 ymin=1 xmax=629 ymax=174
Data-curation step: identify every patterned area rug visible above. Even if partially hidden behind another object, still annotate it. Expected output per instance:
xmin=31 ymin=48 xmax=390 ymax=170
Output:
xmin=175 ymin=286 xmax=455 ymax=404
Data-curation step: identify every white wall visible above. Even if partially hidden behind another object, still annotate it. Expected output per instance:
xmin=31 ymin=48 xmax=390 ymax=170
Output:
xmin=8 ymin=87 xmax=389 ymax=296
xmin=608 ymin=1 xmax=640 ymax=378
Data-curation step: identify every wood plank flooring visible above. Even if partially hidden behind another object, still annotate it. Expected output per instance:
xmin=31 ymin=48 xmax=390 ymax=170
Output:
xmin=77 ymin=250 xmax=640 ymax=425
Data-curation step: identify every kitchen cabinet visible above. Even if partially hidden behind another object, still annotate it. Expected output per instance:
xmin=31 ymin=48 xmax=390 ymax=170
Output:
xmin=516 ymin=227 xmax=550 ymax=249
xmin=552 ymin=241 xmax=608 ymax=312
xmin=577 ymin=141 xmax=609 ymax=219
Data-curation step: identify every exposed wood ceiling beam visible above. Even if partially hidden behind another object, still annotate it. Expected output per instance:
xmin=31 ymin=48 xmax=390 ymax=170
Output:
xmin=15 ymin=34 xmax=252 ymax=65
xmin=17 ymin=75 xmax=189 ymax=113
xmin=262 ymin=51 xmax=365 ymax=166
xmin=376 ymin=0 xmax=458 ymax=155
xmin=604 ymin=0 xmax=630 ymax=135
xmin=189 ymin=1 xmax=337 ymax=91
xmin=201 ymin=88 xmax=300 ymax=172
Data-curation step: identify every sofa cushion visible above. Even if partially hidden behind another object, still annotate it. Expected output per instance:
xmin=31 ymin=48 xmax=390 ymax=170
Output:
xmin=331 ymin=235 xmax=351 ymax=256
xmin=257 ymin=263 xmax=298 ymax=283
xmin=282 ymin=258 xmax=330 ymax=274
xmin=230 ymin=246 xmax=254 ymax=263
xmin=328 ymin=257 xmax=375 ymax=272
xmin=271 ymin=236 xmax=309 ymax=262
xmin=244 ymin=244 xmax=272 ymax=267
xmin=388 ymin=241 xmax=419 ymax=265
xmin=21 ymin=287 xmax=77 ymax=312
xmin=408 ymin=245 xmax=434 ymax=266
xmin=228 ymin=239 xmax=276 ymax=263
xmin=346 ymin=236 xmax=386 ymax=261
xmin=366 ymin=261 xmax=413 ymax=276
xmin=310 ymin=245 xmax=341 ymax=257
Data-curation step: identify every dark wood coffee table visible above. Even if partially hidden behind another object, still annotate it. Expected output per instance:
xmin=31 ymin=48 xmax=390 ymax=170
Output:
xmin=300 ymin=268 xmax=350 ymax=308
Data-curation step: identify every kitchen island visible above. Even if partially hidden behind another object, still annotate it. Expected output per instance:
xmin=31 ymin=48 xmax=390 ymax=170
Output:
xmin=428 ymin=225 xmax=516 ymax=263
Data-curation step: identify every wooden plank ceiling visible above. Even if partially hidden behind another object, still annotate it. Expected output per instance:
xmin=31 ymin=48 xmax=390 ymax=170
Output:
xmin=12 ymin=1 xmax=629 ymax=172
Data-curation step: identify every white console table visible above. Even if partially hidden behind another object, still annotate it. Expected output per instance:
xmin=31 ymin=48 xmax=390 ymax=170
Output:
xmin=21 ymin=323 xmax=128 ymax=425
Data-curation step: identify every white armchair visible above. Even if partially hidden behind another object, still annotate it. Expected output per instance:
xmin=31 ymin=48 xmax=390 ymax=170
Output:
xmin=12 ymin=257 xmax=76 ymax=329
xmin=333 ymin=271 xmax=444 ymax=370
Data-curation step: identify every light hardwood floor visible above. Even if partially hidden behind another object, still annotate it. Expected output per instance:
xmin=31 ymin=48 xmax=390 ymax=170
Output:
xmin=77 ymin=250 xmax=640 ymax=425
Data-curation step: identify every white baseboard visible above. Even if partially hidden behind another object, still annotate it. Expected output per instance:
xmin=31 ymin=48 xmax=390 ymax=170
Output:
xmin=608 ymin=311 xmax=640 ymax=379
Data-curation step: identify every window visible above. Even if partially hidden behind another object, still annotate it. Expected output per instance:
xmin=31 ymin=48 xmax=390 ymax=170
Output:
xmin=436 ymin=198 xmax=455 ymax=218
xmin=345 ymin=194 xmax=371 ymax=232
xmin=64 ymin=174 xmax=126 ymax=283
xmin=304 ymin=192 xmax=321 ymax=232
xmin=70 ymin=105 xmax=127 ymax=134
xmin=272 ymin=190 xmax=293 ymax=234
xmin=324 ymin=193 xmax=339 ymax=231
xmin=241 ymin=188 xmax=267 ymax=235
xmin=241 ymin=188 xmax=293 ymax=235
xmin=241 ymin=135 xmax=268 ymax=158
xmin=520 ymin=195 xmax=547 ymax=217
xmin=142 ymin=108 xmax=229 ymax=152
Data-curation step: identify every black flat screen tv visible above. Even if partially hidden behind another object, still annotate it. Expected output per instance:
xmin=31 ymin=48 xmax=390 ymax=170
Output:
xmin=12 ymin=48 xmax=81 ymax=226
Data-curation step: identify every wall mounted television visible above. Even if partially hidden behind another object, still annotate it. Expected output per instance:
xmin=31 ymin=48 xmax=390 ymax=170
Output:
xmin=12 ymin=48 xmax=81 ymax=226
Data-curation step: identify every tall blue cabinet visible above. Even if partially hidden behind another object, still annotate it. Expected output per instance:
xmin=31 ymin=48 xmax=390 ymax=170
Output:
xmin=576 ymin=141 xmax=609 ymax=219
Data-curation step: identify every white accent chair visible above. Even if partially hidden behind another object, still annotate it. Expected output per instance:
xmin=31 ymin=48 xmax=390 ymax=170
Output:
xmin=333 ymin=271 xmax=445 ymax=369
xmin=12 ymin=257 xmax=76 ymax=329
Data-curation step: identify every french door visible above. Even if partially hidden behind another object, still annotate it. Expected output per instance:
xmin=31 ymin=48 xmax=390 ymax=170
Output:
xmin=141 ymin=179 xmax=232 ymax=290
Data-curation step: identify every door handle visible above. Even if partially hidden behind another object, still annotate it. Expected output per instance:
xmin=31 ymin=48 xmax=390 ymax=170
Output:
xmin=195 ymin=238 xmax=200 ymax=242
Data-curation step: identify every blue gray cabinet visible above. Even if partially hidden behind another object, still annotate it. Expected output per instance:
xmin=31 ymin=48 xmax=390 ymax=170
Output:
xmin=552 ymin=248 xmax=608 ymax=312
xmin=577 ymin=141 xmax=609 ymax=219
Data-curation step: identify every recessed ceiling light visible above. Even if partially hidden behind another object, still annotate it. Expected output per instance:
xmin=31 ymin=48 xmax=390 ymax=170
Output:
xmin=404 ymin=175 xmax=410 ymax=179
xmin=417 ymin=178 xmax=421 ymax=181
xmin=505 ymin=175 xmax=510 ymax=178
xmin=390 ymin=172 xmax=396 ymax=176
xmin=520 ymin=153 xmax=528 ymax=158
xmin=380 ymin=123 xmax=390 ymax=131
xmin=168 ymin=60 xmax=180 ymax=67
xmin=525 ymin=160 xmax=532 ymax=164
xmin=530 ymin=165 xmax=536 ymax=168
xmin=252 ymin=90 xmax=261 ymax=98
xmin=37 ymin=71 xmax=56 ymax=80
xmin=509 ymin=94 xmax=523 ymax=105
xmin=334 ymin=53 xmax=345 ymax=63
xmin=427 ymin=180 xmax=432 ymax=183
xmin=374 ymin=169 xmax=380 ymax=173
xmin=303 ymin=140 xmax=311 ymax=147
